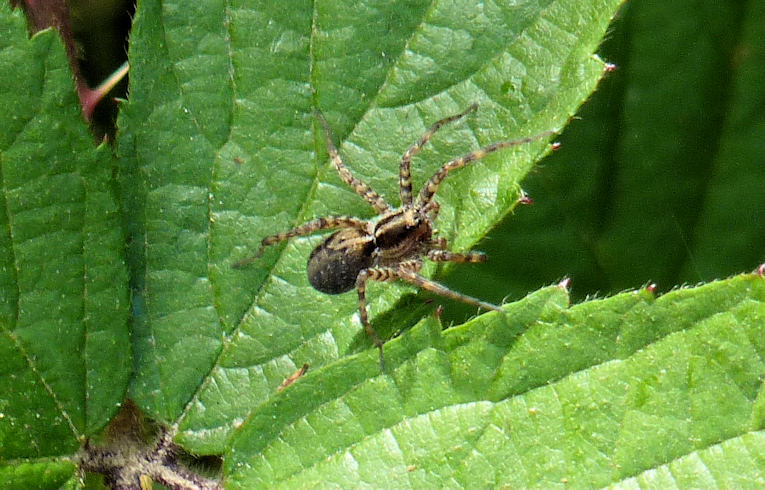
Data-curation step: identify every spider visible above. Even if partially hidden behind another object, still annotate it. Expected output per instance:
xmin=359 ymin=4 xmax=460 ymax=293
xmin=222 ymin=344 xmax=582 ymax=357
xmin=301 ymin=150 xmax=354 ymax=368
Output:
xmin=234 ymin=104 xmax=553 ymax=368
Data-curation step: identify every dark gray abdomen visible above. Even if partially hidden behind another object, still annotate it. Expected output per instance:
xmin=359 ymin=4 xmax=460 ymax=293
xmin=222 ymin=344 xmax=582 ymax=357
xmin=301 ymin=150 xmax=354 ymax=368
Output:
xmin=307 ymin=229 xmax=374 ymax=294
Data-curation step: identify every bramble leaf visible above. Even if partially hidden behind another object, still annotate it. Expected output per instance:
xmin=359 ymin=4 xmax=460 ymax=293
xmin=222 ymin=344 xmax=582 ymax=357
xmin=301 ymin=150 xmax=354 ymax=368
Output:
xmin=117 ymin=0 xmax=625 ymax=452
xmin=440 ymin=0 xmax=765 ymax=320
xmin=225 ymin=273 xmax=765 ymax=487
xmin=4 ymin=0 xmax=763 ymax=487
xmin=0 ymin=2 xmax=129 ymax=485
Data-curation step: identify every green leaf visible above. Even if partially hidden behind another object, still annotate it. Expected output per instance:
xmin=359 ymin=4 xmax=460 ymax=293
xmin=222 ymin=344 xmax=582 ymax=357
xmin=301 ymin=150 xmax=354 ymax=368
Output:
xmin=439 ymin=0 xmax=765 ymax=320
xmin=225 ymin=272 xmax=765 ymax=487
xmin=0 ymin=461 xmax=78 ymax=489
xmin=5 ymin=0 xmax=761 ymax=485
xmin=118 ymin=0 xmax=624 ymax=451
xmin=611 ymin=432 xmax=765 ymax=488
xmin=0 ymin=0 xmax=129 ymax=481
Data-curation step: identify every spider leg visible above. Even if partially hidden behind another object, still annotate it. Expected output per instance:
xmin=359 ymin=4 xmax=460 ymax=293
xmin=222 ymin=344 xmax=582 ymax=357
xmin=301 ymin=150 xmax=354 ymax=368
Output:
xmin=399 ymin=104 xmax=478 ymax=206
xmin=356 ymin=259 xmax=500 ymax=369
xmin=356 ymin=267 xmax=400 ymax=369
xmin=314 ymin=110 xmax=391 ymax=214
xmin=232 ymin=216 xmax=370 ymax=268
xmin=396 ymin=265 xmax=503 ymax=313
xmin=423 ymin=200 xmax=440 ymax=220
xmin=417 ymin=130 xmax=555 ymax=207
xmin=427 ymin=249 xmax=486 ymax=263
xmin=429 ymin=236 xmax=448 ymax=250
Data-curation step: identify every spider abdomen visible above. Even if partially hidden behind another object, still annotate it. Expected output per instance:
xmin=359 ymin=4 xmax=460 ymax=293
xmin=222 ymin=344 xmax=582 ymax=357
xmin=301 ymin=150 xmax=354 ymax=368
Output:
xmin=307 ymin=228 xmax=375 ymax=294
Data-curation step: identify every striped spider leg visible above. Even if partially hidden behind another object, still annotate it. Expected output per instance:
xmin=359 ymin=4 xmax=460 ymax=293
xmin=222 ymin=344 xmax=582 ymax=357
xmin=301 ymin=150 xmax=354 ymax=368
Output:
xmin=235 ymin=106 xmax=554 ymax=368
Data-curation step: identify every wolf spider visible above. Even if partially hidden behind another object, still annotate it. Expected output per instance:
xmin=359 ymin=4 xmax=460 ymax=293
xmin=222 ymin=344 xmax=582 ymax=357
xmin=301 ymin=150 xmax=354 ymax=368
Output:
xmin=235 ymin=104 xmax=553 ymax=368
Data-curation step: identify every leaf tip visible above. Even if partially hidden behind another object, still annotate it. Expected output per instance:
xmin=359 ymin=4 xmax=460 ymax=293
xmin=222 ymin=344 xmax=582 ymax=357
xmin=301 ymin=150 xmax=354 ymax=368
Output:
xmin=516 ymin=192 xmax=534 ymax=206
xmin=434 ymin=304 xmax=444 ymax=323
xmin=557 ymin=277 xmax=571 ymax=291
xmin=757 ymin=263 xmax=765 ymax=277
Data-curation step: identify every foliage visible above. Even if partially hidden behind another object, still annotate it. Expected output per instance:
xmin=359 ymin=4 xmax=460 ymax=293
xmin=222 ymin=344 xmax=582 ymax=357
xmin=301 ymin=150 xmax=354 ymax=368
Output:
xmin=441 ymin=0 xmax=765 ymax=321
xmin=0 ymin=0 xmax=129 ymax=480
xmin=1 ymin=0 xmax=763 ymax=487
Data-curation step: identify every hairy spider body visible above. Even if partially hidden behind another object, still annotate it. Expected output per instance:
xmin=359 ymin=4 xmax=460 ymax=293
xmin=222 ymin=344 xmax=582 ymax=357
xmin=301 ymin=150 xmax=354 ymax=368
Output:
xmin=307 ymin=227 xmax=374 ymax=294
xmin=234 ymin=105 xmax=553 ymax=368
xmin=307 ymin=206 xmax=435 ymax=294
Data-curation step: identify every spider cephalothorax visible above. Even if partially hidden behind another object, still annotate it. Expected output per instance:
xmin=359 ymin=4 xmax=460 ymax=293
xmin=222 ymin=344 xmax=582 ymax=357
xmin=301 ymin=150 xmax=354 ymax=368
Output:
xmin=234 ymin=105 xmax=553 ymax=368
